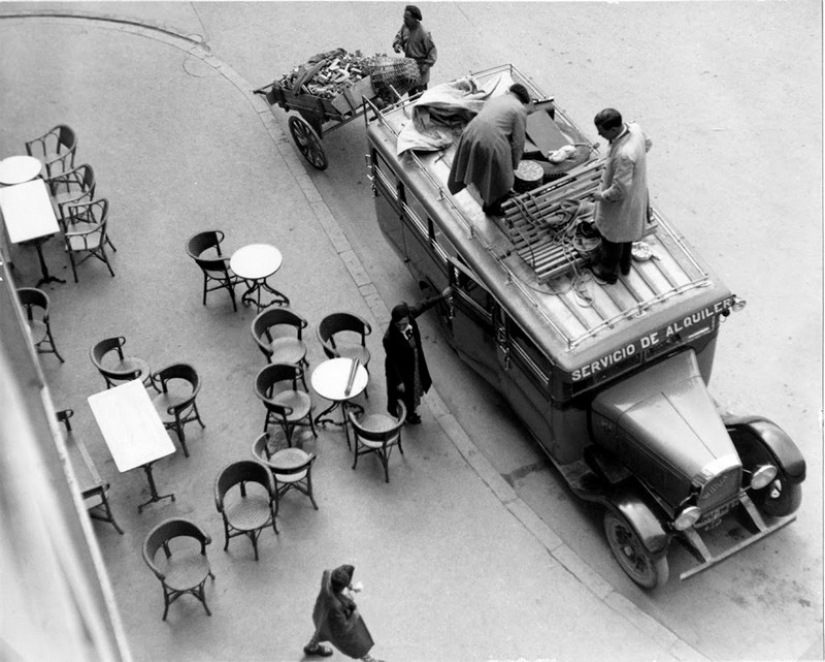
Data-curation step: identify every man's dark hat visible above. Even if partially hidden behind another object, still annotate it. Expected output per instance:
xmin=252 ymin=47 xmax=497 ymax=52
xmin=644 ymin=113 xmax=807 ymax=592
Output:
xmin=405 ymin=5 xmax=422 ymax=20
xmin=331 ymin=565 xmax=354 ymax=593
xmin=391 ymin=303 xmax=410 ymax=322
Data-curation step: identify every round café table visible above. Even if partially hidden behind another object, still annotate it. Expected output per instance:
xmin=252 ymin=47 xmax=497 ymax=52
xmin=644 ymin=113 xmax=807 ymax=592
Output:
xmin=229 ymin=243 xmax=290 ymax=311
xmin=0 ymin=156 xmax=43 ymax=186
xmin=311 ymin=357 xmax=369 ymax=448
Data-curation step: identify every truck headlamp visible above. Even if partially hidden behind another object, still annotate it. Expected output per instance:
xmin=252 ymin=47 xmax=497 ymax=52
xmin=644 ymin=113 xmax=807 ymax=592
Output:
xmin=750 ymin=464 xmax=778 ymax=491
xmin=673 ymin=506 xmax=702 ymax=531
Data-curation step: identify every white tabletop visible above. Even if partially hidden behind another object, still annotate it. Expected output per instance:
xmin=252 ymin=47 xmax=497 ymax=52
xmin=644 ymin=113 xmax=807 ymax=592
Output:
xmin=0 ymin=179 xmax=60 ymax=243
xmin=230 ymin=243 xmax=283 ymax=280
xmin=311 ymin=357 xmax=369 ymax=402
xmin=0 ymin=155 xmax=42 ymax=186
xmin=88 ymin=380 xmax=176 ymax=473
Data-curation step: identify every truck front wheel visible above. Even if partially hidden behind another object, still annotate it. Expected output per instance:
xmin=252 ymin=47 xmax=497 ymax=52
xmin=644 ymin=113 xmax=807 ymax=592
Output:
xmin=604 ymin=511 xmax=669 ymax=589
xmin=752 ymin=472 xmax=802 ymax=518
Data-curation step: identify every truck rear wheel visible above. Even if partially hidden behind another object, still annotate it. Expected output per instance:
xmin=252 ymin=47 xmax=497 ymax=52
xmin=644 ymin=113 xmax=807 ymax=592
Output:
xmin=604 ymin=511 xmax=669 ymax=589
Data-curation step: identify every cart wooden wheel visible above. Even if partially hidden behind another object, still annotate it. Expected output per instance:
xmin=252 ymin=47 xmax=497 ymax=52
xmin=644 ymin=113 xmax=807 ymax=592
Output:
xmin=288 ymin=116 xmax=328 ymax=171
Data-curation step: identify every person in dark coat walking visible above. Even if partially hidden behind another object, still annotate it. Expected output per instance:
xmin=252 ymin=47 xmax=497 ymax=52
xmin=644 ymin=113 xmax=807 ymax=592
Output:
xmin=384 ymin=288 xmax=451 ymax=424
xmin=304 ymin=565 xmax=382 ymax=661
xmin=447 ymin=83 xmax=534 ymax=216
xmin=392 ymin=4 xmax=437 ymax=96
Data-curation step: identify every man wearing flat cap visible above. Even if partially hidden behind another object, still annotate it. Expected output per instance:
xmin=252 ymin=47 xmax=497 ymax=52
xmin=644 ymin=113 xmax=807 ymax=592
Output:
xmin=392 ymin=4 xmax=437 ymax=96
xmin=304 ymin=565 xmax=383 ymax=661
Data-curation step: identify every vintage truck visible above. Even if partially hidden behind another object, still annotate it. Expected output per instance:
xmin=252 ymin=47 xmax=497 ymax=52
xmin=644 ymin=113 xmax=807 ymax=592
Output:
xmin=363 ymin=64 xmax=805 ymax=588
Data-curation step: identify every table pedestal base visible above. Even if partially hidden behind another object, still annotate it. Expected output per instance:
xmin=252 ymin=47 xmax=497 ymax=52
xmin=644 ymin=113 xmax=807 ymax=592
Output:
xmin=240 ymin=279 xmax=289 ymax=311
xmin=315 ymin=400 xmax=364 ymax=449
xmin=26 ymin=237 xmax=65 ymax=286
xmin=137 ymin=462 xmax=176 ymax=513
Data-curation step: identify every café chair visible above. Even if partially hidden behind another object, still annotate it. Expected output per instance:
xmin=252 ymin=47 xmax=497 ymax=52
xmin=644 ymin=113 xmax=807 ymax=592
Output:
xmin=251 ymin=307 xmax=309 ymax=375
xmin=214 ymin=460 xmax=278 ymax=560
xmin=186 ymin=230 xmax=241 ymax=312
xmin=254 ymin=363 xmax=317 ymax=446
xmin=151 ymin=363 xmax=205 ymax=458
xmin=16 ymin=287 xmax=64 ymax=363
xmin=63 ymin=198 xmax=116 ymax=282
xmin=25 ymin=123 xmax=77 ymax=178
xmin=90 ymin=336 xmax=151 ymax=389
xmin=56 ymin=408 xmax=123 ymax=534
xmin=349 ymin=400 xmax=407 ymax=483
xmin=252 ymin=432 xmax=319 ymax=515
xmin=45 ymin=163 xmax=96 ymax=229
xmin=142 ymin=518 xmax=215 ymax=621
xmin=317 ymin=312 xmax=372 ymax=397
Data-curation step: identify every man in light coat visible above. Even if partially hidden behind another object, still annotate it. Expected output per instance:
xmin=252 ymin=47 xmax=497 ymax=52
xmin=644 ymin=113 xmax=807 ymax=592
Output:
xmin=591 ymin=108 xmax=653 ymax=284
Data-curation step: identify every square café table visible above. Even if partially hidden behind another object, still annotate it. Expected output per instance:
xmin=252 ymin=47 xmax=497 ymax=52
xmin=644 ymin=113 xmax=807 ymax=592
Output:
xmin=0 ymin=178 xmax=65 ymax=285
xmin=88 ymin=379 xmax=177 ymax=512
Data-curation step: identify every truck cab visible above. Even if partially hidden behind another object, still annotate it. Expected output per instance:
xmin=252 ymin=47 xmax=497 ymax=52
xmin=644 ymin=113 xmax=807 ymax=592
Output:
xmin=364 ymin=64 xmax=805 ymax=588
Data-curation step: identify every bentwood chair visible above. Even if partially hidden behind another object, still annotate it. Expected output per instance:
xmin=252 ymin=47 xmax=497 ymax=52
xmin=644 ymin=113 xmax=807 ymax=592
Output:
xmin=251 ymin=308 xmax=309 ymax=379
xmin=254 ymin=363 xmax=317 ymax=446
xmin=151 ymin=363 xmax=205 ymax=458
xmin=90 ymin=336 xmax=152 ymax=389
xmin=57 ymin=409 xmax=123 ymax=534
xmin=25 ymin=124 xmax=77 ymax=178
xmin=16 ymin=287 xmax=64 ymax=363
xmin=142 ymin=518 xmax=215 ymax=620
xmin=252 ymin=432 xmax=319 ymax=515
xmin=186 ymin=230 xmax=241 ymax=311
xmin=317 ymin=312 xmax=372 ymax=398
xmin=349 ymin=401 xmax=407 ymax=483
xmin=214 ymin=461 xmax=278 ymax=559
xmin=63 ymin=198 xmax=116 ymax=282
xmin=45 ymin=163 xmax=96 ymax=229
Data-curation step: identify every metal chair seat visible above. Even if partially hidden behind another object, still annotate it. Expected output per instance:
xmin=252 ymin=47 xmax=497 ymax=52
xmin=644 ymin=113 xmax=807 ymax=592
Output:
xmin=224 ymin=494 xmax=274 ymax=532
xmin=270 ymin=448 xmax=312 ymax=483
xmin=26 ymin=318 xmax=48 ymax=345
xmin=270 ymin=389 xmax=312 ymax=423
xmin=356 ymin=414 xmax=400 ymax=448
xmin=110 ymin=356 xmax=151 ymax=381
xmin=334 ymin=344 xmax=371 ymax=367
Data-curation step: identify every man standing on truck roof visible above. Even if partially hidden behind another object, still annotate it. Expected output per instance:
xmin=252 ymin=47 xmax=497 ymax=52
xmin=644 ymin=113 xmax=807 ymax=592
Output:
xmin=591 ymin=108 xmax=653 ymax=284
xmin=392 ymin=5 xmax=437 ymax=96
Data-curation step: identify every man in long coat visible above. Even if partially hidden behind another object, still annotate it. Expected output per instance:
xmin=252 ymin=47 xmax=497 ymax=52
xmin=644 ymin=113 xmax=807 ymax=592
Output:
xmin=384 ymin=289 xmax=450 ymax=424
xmin=392 ymin=5 xmax=437 ymax=96
xmin=304 ymin=565 xmax=379 ymax=660
xmin=591 ymin=107 xmax=653 ymax=284
xmin=447 ymin=83 xmax=532 ymax=216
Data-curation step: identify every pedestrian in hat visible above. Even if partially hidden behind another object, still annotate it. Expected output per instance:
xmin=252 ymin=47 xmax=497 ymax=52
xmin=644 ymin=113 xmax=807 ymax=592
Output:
xmin=303 ymin=565 xmax=383 ymax=661
xmin=590 ymin=108 xmax=653 ymax=284
xmin=384 ymin=287 xmax=451 ymax=425
xmin=392 ymin=4 xmax=437 ymax=96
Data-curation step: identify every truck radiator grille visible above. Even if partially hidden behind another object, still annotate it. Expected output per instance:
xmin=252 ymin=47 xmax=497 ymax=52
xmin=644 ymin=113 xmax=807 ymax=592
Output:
xmin=697 ymin=467 xmax=742 ymax=512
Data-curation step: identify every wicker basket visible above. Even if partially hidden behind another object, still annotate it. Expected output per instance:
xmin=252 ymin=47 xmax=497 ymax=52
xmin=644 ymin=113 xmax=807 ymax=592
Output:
xmin=365 ymin=56 xmax=421 ymax=100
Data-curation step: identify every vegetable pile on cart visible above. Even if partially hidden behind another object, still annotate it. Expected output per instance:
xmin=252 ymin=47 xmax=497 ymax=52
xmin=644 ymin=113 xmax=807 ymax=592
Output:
xmin=254 ymin=48 xmax=421 ymax=170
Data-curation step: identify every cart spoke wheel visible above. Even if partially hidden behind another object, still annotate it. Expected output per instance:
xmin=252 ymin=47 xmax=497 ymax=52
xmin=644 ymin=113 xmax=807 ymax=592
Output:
xmin=288 ymin=116 xmax=328 ymax=171
xmin=604 ymin=511 xmax=669 ymax=590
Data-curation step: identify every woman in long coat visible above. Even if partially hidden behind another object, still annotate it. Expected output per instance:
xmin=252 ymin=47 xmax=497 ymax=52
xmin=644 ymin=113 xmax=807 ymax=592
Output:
xmin=383 ymin=290 xmax=449 ymax=424
xmin=304 ymin=565 xmax=376 ymax=660
xmin=447 ymin=83 xmax=532 ymax=215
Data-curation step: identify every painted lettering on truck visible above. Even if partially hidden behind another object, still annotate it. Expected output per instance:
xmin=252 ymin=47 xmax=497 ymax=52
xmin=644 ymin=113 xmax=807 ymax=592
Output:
xmin=571 ymin=298 xmax=733 ymax=381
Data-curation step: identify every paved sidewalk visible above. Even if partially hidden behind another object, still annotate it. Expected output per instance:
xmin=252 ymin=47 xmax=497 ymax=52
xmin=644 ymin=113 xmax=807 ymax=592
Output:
xmin=0 ymin=7 xmax=708 ymax=662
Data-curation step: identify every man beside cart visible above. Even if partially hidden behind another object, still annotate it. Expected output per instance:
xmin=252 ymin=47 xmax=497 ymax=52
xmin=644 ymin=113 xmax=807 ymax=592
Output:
xmin=392 ymin=5 xmax=437 ymax=96
xmin=590 ymin=107 xmax=653 ymax=284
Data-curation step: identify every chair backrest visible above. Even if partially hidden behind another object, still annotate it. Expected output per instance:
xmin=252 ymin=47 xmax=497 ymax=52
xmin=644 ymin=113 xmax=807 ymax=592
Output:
xmin=186 ymin=230 xmax=225 ymax=260
xmin=214 ymin=461 xmax=274 ymax=508
xmin=154 ymin=363 xmax=201 ymax=403
xmin=255 ymin=363 xmax=303 ymax=402
xmin=318 ymin=313 xmax=371 ymax=350
xmin=251 ymin=432 xmax=274 ymax=461
xmin=252 ymin=308 xmax=306 ymax=351
xmin=143 ymin=518 xmax=210 ymax=574
xmin=48 ymin=162 xmax=95 ymax=194
xmin=90 ymin=336 xmax=126 ymax=369
xmin=66 ymin=197 xmax=108 ymax=226
xmin=55 ymin=124 xmax=77 ymax=153
xmin=17 ymin=287 xmax=49 ymax=317
xmin=350 ymin=401 xmax=407 ymax=444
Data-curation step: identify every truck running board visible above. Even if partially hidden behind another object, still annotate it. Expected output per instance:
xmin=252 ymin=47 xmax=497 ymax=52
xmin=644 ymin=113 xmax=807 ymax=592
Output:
xmin=679 ymin=494 xmax=796 ymax=580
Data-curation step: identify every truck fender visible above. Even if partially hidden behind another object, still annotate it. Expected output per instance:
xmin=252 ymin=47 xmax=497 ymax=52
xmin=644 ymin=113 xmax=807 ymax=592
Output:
xmin=607 ymin=485 xmax=670 ymax=556
xmin=723 ymin=415 xmax=806 ymax=483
